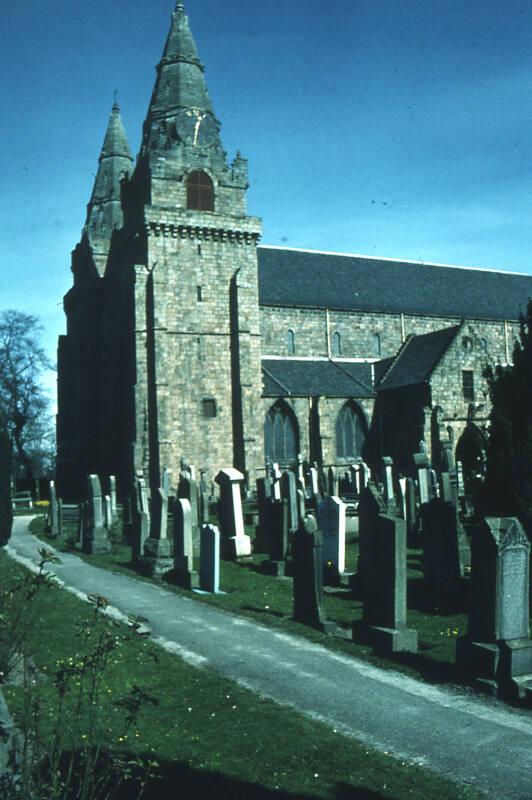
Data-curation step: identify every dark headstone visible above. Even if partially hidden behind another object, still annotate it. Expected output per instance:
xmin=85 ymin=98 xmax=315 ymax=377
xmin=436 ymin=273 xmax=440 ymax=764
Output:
xmin=292 ymin=516 xmax=336 ymax=634
xmin=354 ymin=514 xmax=417 ymax=654
xmin=456 ymin=517 xmax=532 ymax=698
xmin=357 ymin=483 xmax=387 ymax=592
xmin=262 ymin=498 xmax=289 ymax=576
xmin=421 ymin=497 xmax=465 ymax=611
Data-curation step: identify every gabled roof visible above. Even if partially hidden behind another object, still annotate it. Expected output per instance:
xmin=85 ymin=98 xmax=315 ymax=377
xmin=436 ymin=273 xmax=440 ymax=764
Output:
xmin=377 ymin=326 xmax=460 ymax=391
xmin=262 ymin=359 xmax=374 ymax=398
xmin=257 ymin=246 xmax=532 ymax=321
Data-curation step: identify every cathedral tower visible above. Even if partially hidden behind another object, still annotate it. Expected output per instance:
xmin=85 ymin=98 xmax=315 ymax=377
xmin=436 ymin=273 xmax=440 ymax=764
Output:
xmin=121 ymin=2 xmax=264 ymax=487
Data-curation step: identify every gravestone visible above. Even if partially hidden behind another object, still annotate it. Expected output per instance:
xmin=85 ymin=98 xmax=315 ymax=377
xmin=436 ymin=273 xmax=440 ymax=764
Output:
xmin=296 ymin=453 xmax=305 ymax=483
xmin=48 ymin=481 xmax=60 ymax=538
xmin=83 ymin=475 xmax=112 ymax=555
xmin=254 ymin=478 xmax=272 ymax=554
xmin=199 ymin=524 xmax=221 ymax=593
xmin=421 ymin=497 xmax=466 ymax=611
xmin=308 ymin=466 xmax=319 ymax=498
xmin=280 ymin=470 xmax=298 ymax=533
xmin=357 ymin=483 xmax=387 ymax=592
xmin=271 ymin=463 xmax=282 ymax=500
xmin=199 ymin=470 xmax=210 ymax=524
xmin=429 ymin=469 xmax=439 ymax=499
xmin=292 ymin=516 xmax=336 ymax=634
xmin=354 ymin=514 xmax=417 ymax=654
xmin=296 ymin=488 xmax=306 ymax=526
xmin=382 ymin=457 xmax=395 ymax=512
xmin=215 ymin=469 xmax=252 ymax=559
xmin=328 ymin=466 xmax=339 ymax=498
xmin=262 ymin=498 xmax=289 ymax=576
xmin=317 ymin=496 xmax=346 ymax=581
xmin=178 ymin=475 xmax=200 ymax=554
xmin=456 ymin=517 xmax=532 ymax=698
xmin=438 ymin=472 xmax=454 ymax=505
xmin=173 ymin=498 xmax=199 ymax=589
xmin=131 ymin=477 xmax=150 ymax=562
xmin=143 ymin=487 xmax=173 ymax=576
xmin=104 ymin=495 xmax=113 ymax=530
xmin=77 ymin=501 xmax=87 ymax=547
xmin=109 ymin=475 xmax=117 ymax=519
xmin=456 ymin=461 xmax=465 ymax=497
xmin=359 ymin=463 xmax=370 ymax=492
xmin=397 ymin=477 xmax=407 ymax=520
xmin=413 ymin=453 xmax=431 ymax=505
xmin=350 ymin=464 xmax=360 ymax=497
xmin=404 ymin=477 xmax=418 ymax=546
xmin=162 ymin=467 xmax=173 ymax=498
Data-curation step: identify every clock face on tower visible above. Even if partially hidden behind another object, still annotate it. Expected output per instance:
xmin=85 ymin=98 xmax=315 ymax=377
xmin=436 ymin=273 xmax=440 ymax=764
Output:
xmin=174 ymin=108 xmax=218 ymax=147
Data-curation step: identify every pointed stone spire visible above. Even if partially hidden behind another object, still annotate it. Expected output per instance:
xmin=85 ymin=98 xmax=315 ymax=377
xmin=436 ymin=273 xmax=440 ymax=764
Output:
xmin=144 ymin=2 xmax=214 ymax=135
xmin=84 ymin=102 xmax=133 ymax=276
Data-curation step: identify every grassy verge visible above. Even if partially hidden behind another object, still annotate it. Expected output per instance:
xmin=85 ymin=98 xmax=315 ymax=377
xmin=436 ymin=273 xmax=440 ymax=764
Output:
xmin=0 ymin=548 xmax=484 ymax=800
xmin=28 ymin=515 xmax=468 ymax=689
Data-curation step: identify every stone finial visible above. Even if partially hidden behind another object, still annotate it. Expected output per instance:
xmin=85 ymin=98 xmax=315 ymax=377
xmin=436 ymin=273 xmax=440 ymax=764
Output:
xmin=175 ymin=2 xmax=185 ymax=13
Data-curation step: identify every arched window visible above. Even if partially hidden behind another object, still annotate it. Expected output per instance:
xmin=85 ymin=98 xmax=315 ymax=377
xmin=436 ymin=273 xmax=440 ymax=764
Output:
xmin=186 ymin=171 xmax=214 ymax=211
xmin=373 ymin=333 xmax=381 ymax=357
xmin=286 ymin=330 xmax=295 ymax=355
xmin=332 ymin=331 xmax=342 ymax=357
xmin=336 ymin=402 xmax=366 ymax=459
xmin=264 ymin=402 xmax=299 ymax=465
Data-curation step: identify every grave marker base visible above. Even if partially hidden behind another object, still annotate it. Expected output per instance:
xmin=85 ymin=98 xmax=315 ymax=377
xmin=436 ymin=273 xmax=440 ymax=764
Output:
xmin=142 ymin=538 xmax=173 ymax=577
xmin=221 ymin=534 xmax=252 ymax=560
xmin=261 ymin=559 xmax=286 ymax=577
xmin=82 ymin=527 xmax=111 ymax=555
xmin=355 ymin=623 xmax=418 ymax=655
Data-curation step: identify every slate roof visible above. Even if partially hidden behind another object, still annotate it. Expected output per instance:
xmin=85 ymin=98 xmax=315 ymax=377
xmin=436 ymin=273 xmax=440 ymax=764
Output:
xmin=262 ymin=359 xmax=374 ymax=398
xmin=257 ymin=246 xmax=532 ymax=321
xmin=377 ymin=326 xmax=460 ymax=391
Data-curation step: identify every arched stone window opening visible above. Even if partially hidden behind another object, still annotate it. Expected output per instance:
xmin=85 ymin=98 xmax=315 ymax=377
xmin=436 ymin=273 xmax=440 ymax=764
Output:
xmin=186 ymin=170 xmax=214 ymax=211
xmin=336 ymin=401 xmax=367 ymax=460
xmin=287 ymin=329 xmax=296 ymax=355
xmin=373 ymin=333 xmax=381 ymax=357
xmin=264 ymin=401 xmax=299 ymax=466
xmin=332 ymin=331 xmax=342 ymax=357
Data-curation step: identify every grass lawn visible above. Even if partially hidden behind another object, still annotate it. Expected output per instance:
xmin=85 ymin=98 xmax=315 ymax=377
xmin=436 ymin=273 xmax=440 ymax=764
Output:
xmin=0 ymin=548 xmax=485 ymax=800
xmin=28 ymin=513 xmax=469 ymax=690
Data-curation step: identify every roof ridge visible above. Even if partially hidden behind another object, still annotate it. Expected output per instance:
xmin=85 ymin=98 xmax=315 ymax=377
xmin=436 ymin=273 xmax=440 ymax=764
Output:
xmin=258 ymin=244 xmax=532 ymax=278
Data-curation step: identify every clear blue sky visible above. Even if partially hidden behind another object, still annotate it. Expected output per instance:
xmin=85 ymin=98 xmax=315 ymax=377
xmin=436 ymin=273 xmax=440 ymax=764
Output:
xmin=2 ymin=0 xmax=532 ymax=401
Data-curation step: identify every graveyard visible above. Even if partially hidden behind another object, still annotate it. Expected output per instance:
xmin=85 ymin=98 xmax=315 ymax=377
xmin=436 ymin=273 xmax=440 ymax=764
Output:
xmin=30 ymin=456 xmax=532 ymax=703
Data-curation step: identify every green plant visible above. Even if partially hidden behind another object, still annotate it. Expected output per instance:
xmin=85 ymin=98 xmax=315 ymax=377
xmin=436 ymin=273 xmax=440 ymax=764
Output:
xmin=0 ymin=556 xmax=159 ymax=800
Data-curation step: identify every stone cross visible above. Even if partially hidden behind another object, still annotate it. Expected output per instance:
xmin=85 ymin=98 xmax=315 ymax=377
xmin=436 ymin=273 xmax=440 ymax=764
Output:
xmin=215 ymin=468 xmax=251 ymax=559
xmin=292 ymin=516 xmax=336 ymax=634
xmin=457 ymin=517 xmax=532 ymax=699
xmin=199 ymin=524 xmax=221 ymax=593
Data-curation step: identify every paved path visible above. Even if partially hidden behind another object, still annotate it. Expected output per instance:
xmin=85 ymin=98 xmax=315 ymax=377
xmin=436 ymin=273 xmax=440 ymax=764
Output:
xmin=6 ymin=518 xmax=532 ymax=799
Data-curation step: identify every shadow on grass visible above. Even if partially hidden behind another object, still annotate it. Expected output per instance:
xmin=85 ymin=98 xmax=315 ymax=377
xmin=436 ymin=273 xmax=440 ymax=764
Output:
xmin=113 ymin=758 xmax=391 ymax=800
xmin=242 ymin=604 xmax=285 ymax=618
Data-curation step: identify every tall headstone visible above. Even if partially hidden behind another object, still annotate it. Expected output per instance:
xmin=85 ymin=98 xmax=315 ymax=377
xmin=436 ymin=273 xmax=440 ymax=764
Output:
xmin=262 ymin=498 xmax=289 ymax=576
xmin=397 ymin=477 xmax=407 ymax=520
xmin=254 ymin=477 xmax=272 ymax=554
xmin=317 ymin=496 xmax=346 ymax=579
xmin=178 ymin=475 xmax=200 ymax=554
xmin=83 ymin=475 xmax=112 ymax=555
xmin=328 ymin=466 xmax=339 ymax=498
xmin=109 ymin=475 xmax=117 ymax=519
xmin=215 ymin=468 xmax=252 ymax=559
xmin=199 ymin=470 xmax=210 ymax=524
xmin=162 ymin=467 xmax=173 ymax=498
xmin=413 ymin=453 xmax=431 ymax=505
xmin=404 ymin=477 xmax=418 ymax=546
xmin=421 ymin=498 xmax=466 ymax=611
xmin=173 ymin=498 xmax=199 ymax=589
xmin=142 ymin=487 xmax=173 ymax=576
xmin=48 ymin=481 xmax=60 ymax=538
xmin=456 ymin=517 xmax=532 ymax=698
xmin=292 ymin=516 xmax=336 ymax=634
xmin=354 ymin=514 xmax=417 ymax=654
xmin=280 ymin=470 xmax=298 ymax=533
xmin=296 ymin=488 xmax=306 ymax=526
xmin=130 ymin=476 xmax=150 ymax=562
xmin=357 ymin=483 xmax=387 ymax=591
xmin=199 ymin=524 xmax=221 ymax=594
xmin=382 ymin=457 xmax=395 ymax=512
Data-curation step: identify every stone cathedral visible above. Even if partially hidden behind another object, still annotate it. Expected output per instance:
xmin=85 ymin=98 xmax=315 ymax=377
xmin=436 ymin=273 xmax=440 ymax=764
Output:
xmin=56 ymin=2 xmax=532 ymax=499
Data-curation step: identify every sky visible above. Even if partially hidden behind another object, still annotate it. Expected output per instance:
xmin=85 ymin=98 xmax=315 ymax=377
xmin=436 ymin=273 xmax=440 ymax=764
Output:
xmin=2 ymin=0 xmax=532 ymax=402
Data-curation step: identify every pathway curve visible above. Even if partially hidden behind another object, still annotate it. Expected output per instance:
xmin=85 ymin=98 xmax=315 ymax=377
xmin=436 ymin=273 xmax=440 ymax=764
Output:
xmin=6 ymin=518 xmax=532 ymax=800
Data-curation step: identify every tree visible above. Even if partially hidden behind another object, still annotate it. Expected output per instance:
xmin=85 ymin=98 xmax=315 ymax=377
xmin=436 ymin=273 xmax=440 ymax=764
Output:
xmin=484 ymin=300 xmax=532 ymax=531
xmin=0 ymin=310 xmax=55 ymax=481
